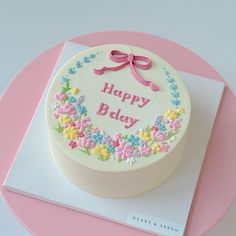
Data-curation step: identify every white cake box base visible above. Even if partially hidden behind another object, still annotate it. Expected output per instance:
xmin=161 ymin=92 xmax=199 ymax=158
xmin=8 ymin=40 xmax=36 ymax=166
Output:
xmin=3 ymin=42 xmax=224 ymax=236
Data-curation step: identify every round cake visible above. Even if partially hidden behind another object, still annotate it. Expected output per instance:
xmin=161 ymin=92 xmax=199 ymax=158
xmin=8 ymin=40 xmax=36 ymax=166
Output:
xmin=45 ymin=44 xmax=191 ymax=198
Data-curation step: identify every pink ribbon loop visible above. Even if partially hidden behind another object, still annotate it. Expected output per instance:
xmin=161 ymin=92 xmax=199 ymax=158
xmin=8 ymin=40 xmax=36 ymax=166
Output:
xmin=93 ymin=50 xmax=159 ymax=92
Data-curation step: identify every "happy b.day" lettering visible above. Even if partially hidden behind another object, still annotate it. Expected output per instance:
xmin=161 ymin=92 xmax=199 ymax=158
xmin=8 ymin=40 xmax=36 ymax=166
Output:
xmin=95 ymin=82 xmax=151 ymax=129
xmin=100 ymin=82 xmax=150 ymax=108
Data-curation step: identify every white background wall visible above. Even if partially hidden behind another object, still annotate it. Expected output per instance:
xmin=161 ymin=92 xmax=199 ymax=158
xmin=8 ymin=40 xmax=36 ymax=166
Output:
xmin=0 ymin=0 xmax=235 ymax=235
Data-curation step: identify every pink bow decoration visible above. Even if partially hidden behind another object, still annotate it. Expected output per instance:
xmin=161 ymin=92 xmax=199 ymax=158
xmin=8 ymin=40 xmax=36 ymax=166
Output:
xmin=93 ymin=50 xmax=159 ymax=92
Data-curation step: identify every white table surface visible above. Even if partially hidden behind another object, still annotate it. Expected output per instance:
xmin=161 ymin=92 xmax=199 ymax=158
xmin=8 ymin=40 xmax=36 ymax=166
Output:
xmin=0 ymin=1 xmax=235 ymax=235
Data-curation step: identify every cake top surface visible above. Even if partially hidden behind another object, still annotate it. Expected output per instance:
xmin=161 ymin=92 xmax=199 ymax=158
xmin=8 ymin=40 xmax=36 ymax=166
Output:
xmin=45 ymin=44 xmax=191 ymax=171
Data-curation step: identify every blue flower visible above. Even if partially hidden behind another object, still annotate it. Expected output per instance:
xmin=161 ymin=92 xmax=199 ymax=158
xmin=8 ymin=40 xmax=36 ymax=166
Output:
xmin=167 ymin=76 xmax=174 ymax=83
xmin=170 ymin=84 xmax=178 ymax=90
xmin=68 ymin=67 xmax=76 ymax=74
xmin=171 ymin=91 xmax=180 ymax=97
xmin=92 ymin=132 xmax=103 ymax=144
xmin=171 ymin=99 xmax=180 ymax=106
xmin=83 ymin=56 xmax=90 ymax=63
xmin=76 ymin=61 xmax=82 ymax=68
xmin=107 ymin=144 xmax=115 ymax=153
xmin=61 ymin=76 xmax=69 ymax=83
xmin=127 ymin=135 xmax=140 ymax=146
xmin=89 ymin=54 xmax=96 ymax=59
xmin=157 ymin=123 xmax=166 ymax=132
xmin=163 ymin=68 xmax=170 ymax=75
xmin=76 ymin=105 xmax=87 ymax=115
xmin=67 ymin=96 xmax=76 ymax=103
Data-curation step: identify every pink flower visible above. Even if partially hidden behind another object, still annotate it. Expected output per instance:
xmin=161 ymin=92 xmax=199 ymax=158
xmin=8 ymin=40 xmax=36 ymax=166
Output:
xmin=160 ymin=143 xmax=169 ymax=152
xmin=115 ymin=142 xmax=133 ymax=159
xmin=152 ymin=129 xmax=166 ymax=142
xmin=75 ymin=117 xmax=90 ymax=131
xmin=114 ymin=133 xmax=123 ymax=141
xmin=57 ymin=102 xmax=76 ymax=115
xmin=139 ymin=145 xmax=152 ymax=156
xmin=112 ymin=140 xmax=120 ymax=147
xmin=54 ymin=92 xmax=66 ymax=101
xmin=168 ymin=119 xmax=181 ymax=131
xmin=68 ymin=140 xmax=77 ymax=149
xmin=77 ymin=131 xmax=85 ymax=137
xmin=151 ymin=126 xmax=157 ymax=131
xmin=77 ymin=137 xmax=95 ymax=149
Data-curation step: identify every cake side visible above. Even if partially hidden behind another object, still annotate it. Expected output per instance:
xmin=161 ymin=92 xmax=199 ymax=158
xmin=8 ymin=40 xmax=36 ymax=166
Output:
xmin=49 ymin=129 xmax=189 ymax=197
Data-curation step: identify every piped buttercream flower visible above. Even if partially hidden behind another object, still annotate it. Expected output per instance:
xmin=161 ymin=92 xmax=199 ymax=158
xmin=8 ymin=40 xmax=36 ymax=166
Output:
xmin=151 ymin=143 xmax=161 ymax=153
xmin=154 ymin=115 xmax=163 ymax=125
xmin=126 ymin=157 xmax=136 ymax=165
xmin=54 ymin=92 xmax=67 ymax=101
xmin=107 ymin=144 xmax=115 ymax=153
xmin=114 ymin=133 xmax=123 ymax=141
xmin=115 ymin=142 xmax=133 ymax=160
xmin=177 ymin=107 xmax=185 ymax=113
xmin=139 ymin=131 xmax=151 ymax=142
xmin=168 ymin=119 xmax=181 ymax=131
xmin=75 ymin=117 xmax=90 ymax=132
xmin=63 ymin=126 xmax=78 ymax=140
xmin=152 ymin=129 xmax=166 ymax=142
xmin=68 ymin=140 xmax=77 ymax=149
xmin=91 ymin=144 xmax=110 ymax=160
xmin=127 ymin=135 xmax=140 ymax=146
xmin=72 ymin=87 xmax=79 ymax=95
xmin=139 ymin=145 xmax=152 ymax=156
xmin=67 ymin=96 xmax=76 ymax=103
xmin=77 ymin=136 xmax=95 ymax=149
xmin=51 ymin=102 xmax=60 ymax=110
xmin=76 ymin=95 xmax=85 ymax=106
xmin=160 ymin=143 xmax=169 ymax=152
xmin=76 ymin=105 xmax=87 ymax=115
xmin=165 ymin=110 xmax=178 ymax=120
xmin=58 ymin=115 xmax=71 ymax=124
xmin=92 ymin=132 xmax=103 ymax=144
xmin=57 ymin=102 xmax=76 ymax=115
xmin=61 ymin=76 xmax=69 ymax=83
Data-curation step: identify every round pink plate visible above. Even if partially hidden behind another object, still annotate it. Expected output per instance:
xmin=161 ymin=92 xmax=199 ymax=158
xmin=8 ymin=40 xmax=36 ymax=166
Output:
xmin=0 ymin=31 xmax=235 ymax=236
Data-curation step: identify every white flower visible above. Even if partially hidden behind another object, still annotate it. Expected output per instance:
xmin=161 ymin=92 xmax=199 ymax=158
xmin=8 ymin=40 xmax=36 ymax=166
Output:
xmin=51 ymin=102 xmax=59 ymax=110
xmin=126 ymin=157 xmax=136 ymax=165
xmin=170 ymin=136 xmax=176 ymax=143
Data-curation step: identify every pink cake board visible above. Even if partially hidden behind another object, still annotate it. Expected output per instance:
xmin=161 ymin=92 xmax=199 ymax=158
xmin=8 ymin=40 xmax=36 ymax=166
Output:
xmin=0 ymin=31 xmax=235 ymax=236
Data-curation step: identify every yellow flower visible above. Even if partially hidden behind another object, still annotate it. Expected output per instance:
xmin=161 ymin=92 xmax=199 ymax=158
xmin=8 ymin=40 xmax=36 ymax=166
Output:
xmin=72 ymin=87 xmax=79 ymax=95
xmin=151 ymin=143 xmax=161 ymax=153
xmin=165 ymin=110 xmax=178 ymax=120
xmin=177 ymin=107 xmax=185 ymax=113
xmin=139 ymin=131 xmax=151 ymax=142
xmin=58 ymin=115 xmax=71 ymax=124
xmin=91 ymin=144 xmax=110 ymax=160
xmin=63 ymin=126 xmax=77 ymax=140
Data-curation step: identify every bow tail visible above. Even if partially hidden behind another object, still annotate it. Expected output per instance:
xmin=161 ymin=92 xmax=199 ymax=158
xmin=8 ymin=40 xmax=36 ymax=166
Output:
xmin=129 ymin=63 xmax=159 ymax=91
xmin=94 ymin=61 xmax=129 ymax=75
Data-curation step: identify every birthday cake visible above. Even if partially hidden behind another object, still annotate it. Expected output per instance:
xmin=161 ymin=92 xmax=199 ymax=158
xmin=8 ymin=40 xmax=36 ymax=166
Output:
xmin=45 ymin=44 xmax=191 ymax=198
